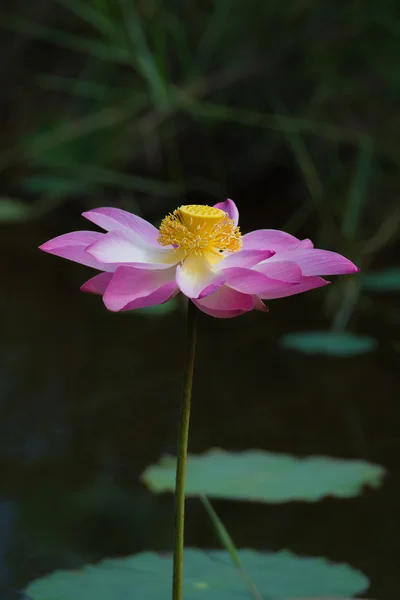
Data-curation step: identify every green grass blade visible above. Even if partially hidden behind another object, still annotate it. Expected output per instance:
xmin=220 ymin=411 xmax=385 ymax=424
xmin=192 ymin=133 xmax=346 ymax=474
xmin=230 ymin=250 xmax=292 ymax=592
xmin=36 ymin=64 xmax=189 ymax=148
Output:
xmin=37 ymin=74 xmax=110 ymax=100
xmin=267 ymin=95 xmax=323 ymax=202
xmin=117 ymin=0 xmax=168 ymax=107
xmin=283 ymin=202 xmax=314 ymax=234
xmin=91 ymin=0 xmax=113 ymax=18
xmin=201 ymin=496 xmax=241 ymax=568
xmin=183 ymin=100 xmax=369 ymax=147
xmin=278 ymin=117 xmax=323 ymax=200
xmin=165 ymin=13 xmax=195 ymax=81
xmin=201 ymin=496 xmax=264 ymax=600
xmin=0 ymin=95 xmax=149 ymax=172
xmin=23 ymin=107 xmax=133 ymax=155
xmin=331 ymin=278 xmax=361 ymax=332
xmin=342 ymin=139 xmax=373 ymax=241
xmin=34 ymin=162 xmax=183 ymax=197
xmin=363 ymin=205 xmax=400 ymax=255
xmin=0 ymin=13 xmax=130 ymax=63
xmin=21 ymin=175 xmax=94 ymax=196
xmin=197 ymin=0 xmax=233 ymax=68
xmin=54 ymin=0 xmax=120 ymax=39
xmin=0 ymin=108 xmax=125 ymax=171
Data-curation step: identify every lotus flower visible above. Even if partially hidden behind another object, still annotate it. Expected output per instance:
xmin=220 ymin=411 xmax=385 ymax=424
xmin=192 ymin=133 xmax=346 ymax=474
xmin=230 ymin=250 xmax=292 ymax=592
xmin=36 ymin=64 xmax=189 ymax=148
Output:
xmin=39 ymin=199 xmax=358 ymax=318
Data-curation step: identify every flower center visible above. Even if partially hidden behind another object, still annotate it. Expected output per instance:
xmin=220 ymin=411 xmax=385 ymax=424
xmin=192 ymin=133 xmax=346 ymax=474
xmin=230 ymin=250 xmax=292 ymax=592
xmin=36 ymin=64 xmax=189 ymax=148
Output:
xmin=157 ymin=204 xmax=242 ymax=257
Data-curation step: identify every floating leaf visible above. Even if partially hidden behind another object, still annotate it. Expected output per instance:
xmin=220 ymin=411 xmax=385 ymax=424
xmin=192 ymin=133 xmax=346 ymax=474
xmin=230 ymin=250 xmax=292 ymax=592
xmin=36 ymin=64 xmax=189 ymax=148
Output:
xmin=0 ymin=197 xmax=33 ymax=222
xmin=142 ymin=449 xmax=385 ymax=503
xmin=360 ymin=268 xmax=400 ymax=292
xmin=280 ymin=331 xmax=377 ymax=357
xmin=26 ymin=548 xmax=369 ymax=600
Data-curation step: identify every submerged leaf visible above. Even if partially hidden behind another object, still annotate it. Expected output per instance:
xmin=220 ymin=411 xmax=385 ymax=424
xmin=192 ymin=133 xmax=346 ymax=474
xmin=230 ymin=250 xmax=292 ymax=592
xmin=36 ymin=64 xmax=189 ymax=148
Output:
xmin=280 ymin=331 xmax=377 ymax=356
xmin=360 ymin=267 xmax=400 ymax=292
xmin=26 ymin=548 xmax=369 ymax=600
xmin=142 ymin=449 xmax=385 ymax=502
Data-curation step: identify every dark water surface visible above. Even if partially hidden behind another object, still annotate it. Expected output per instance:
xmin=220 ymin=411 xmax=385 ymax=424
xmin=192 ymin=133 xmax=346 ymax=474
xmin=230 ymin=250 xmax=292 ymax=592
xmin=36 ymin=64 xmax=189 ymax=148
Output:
xmin=0 ymin=218 xmax=398 ymax=599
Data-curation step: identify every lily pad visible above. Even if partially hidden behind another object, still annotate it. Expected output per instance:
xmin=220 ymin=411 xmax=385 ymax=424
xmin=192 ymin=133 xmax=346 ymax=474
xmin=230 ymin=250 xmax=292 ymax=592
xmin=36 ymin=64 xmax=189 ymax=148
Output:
xmin=280 ymin=331 xmax=377 ymax=357
xmin=360 ymin=267 xmax=400 ymax=292
xmin=26 ymin=548 xmax=369 ymax=600
xmin=142 ymin=449 xmax=385 ymax=503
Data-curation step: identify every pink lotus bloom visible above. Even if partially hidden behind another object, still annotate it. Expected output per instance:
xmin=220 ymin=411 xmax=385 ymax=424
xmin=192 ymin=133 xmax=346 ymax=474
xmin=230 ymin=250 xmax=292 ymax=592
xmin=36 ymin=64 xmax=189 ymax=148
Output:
xmin=39 ymin=199 xmax=358 ymax=318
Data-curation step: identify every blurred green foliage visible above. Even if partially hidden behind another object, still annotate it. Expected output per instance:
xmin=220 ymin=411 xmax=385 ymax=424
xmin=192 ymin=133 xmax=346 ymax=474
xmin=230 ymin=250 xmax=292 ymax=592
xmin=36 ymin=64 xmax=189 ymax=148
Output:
xmin=0 ymin=0 xmax=399 ymax=225
xmin=0 ymin=0 xmax=398 ymax=357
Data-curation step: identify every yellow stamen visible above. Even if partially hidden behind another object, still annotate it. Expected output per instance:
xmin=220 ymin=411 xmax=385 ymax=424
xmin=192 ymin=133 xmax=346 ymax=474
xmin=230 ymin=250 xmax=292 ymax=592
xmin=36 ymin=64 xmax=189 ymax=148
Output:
xmin=158 ymin=204 xmax=242 ymax=257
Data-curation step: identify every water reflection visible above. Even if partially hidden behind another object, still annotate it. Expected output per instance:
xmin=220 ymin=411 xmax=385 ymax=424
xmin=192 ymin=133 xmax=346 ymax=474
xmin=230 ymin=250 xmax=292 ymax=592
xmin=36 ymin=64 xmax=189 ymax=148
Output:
xmin=0 ymin=219 xmax=398 ymax=599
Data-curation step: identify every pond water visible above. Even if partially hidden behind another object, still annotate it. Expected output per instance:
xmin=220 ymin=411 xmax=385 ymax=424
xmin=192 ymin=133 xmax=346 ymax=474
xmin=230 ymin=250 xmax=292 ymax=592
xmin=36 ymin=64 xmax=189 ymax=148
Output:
xmin=0 ymin=214 xmax=398 ymax=599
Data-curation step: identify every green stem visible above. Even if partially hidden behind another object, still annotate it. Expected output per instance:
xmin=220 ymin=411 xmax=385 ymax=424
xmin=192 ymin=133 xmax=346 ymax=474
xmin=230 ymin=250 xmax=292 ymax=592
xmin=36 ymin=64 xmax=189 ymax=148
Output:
xmin=172 ymin=300 xmax=198 ymax=600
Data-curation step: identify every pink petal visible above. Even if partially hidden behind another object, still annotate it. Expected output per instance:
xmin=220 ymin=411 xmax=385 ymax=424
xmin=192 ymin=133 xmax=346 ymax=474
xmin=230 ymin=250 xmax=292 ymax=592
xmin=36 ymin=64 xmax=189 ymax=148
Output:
xmin=176 ymin=254 xmax=217 ymax=299
xmin=198 ymin=278 xmax=225 ymax=299
xmin=242 ymin=229 xmax=301 ymax=250
xmin=213 ymin=198 xmax=239 ymax=226
xmin=82 ymin=207 xmax=160 ymax=246
xmin=215 ymin=249 xmax=274 ymax=271
xmin=221 ymin=267 xmax=297 ymax=295
xmin=299 ymin=238 xmax=314 ymax=248
xmin=121 ymin=281 xmax=178 ymax=312
xmin=199 ymin=249 xmax=276 ymax=298
xmin=200 ymin=263 xmax=298 ymax=298
xmin=253 ymin=296 xmax=269 ymax=312
xmin=86 ymin=230 xmax=179 ymax=269
xmin=81 ymin=272 xmax=113 ymax=294
xmin=193 ymin=285 xmax=254 ymax=318
xmin=260 ymin=276 xmax=330 ymax=299
xmin=103 ymin=266 xmax=177 ymax=311
xmin=273 ymin=248 xmax=359 ymax=276
xmin=254 ymin=260 xmax=303 ymax=283
xmin=39 ymin=231 xmax=112 ymax=271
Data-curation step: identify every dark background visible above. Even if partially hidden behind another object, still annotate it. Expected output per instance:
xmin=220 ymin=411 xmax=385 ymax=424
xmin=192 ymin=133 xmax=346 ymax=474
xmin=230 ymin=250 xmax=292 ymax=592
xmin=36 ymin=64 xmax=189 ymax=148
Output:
xmin=0 ymin=1 xmax=399 ymax=598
